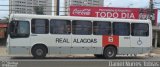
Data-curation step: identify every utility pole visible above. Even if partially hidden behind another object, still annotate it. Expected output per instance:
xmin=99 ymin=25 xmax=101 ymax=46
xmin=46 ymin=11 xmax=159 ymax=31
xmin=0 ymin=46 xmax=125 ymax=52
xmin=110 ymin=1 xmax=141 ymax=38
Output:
xmin=9 ymin=0 xmax=11 ymax=16
xmin=150 ymin=0 xmax=158 ymax=48
xmin=150 ymin=0 xmax=154 ymax=25
xmin=9 ymin=0 xmax=13 ymax=18
xmin=56 ymin=0 xmax=60 ymax=16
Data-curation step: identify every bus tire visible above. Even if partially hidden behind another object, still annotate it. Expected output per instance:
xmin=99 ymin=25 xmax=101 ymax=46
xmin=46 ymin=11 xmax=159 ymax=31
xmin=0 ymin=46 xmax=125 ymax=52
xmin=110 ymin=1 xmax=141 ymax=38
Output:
xmin=94 ymin=54 xmax=104 ymax=58
xmin=103 ymin=46 xmax=117 ymax=59
xmin=31 ymin=45 xmax=47 ymax=59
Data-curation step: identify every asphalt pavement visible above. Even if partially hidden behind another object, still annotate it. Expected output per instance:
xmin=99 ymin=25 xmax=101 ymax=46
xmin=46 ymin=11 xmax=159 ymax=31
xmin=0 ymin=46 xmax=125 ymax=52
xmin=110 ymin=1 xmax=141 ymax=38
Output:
xmin=1 ymin=56 xmax=160 ymax=67
xmin=1 ymin=46 xmax=160 ymax=67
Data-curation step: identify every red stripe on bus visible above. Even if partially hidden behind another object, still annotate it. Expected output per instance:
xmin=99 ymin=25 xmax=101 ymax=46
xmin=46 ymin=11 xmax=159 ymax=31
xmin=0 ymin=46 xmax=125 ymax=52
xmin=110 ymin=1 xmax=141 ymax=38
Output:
xmin=102 ymin=35 xmax=119 ymax=47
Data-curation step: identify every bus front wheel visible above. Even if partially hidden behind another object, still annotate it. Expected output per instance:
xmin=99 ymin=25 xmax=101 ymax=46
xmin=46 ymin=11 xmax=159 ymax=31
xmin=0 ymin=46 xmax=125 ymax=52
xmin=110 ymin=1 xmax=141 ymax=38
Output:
xmin=31 ymin=45 xmax=47 ymax=59
xmin=103 ymin=46 xmax=117 ymax=59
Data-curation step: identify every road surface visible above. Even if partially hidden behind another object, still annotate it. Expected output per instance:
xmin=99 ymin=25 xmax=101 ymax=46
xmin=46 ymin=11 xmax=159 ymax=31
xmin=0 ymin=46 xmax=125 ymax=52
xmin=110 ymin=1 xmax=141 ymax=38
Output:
xmin=0 ymin=55 xmax=160 ymax=67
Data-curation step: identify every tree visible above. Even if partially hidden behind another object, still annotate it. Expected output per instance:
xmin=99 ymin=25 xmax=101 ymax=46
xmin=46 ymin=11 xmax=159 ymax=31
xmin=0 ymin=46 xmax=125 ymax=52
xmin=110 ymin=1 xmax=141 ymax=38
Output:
xmin=3 ymin=16 xmax=9 ymax=23
xmin=34 ymin=6 xmax=44 ymax=15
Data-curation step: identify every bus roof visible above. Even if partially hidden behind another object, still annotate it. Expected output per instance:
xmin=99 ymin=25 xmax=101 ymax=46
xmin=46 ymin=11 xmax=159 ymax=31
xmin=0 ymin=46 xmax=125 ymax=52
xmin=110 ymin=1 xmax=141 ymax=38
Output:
xmin=10 ymin=14 xmax=151 ymax=23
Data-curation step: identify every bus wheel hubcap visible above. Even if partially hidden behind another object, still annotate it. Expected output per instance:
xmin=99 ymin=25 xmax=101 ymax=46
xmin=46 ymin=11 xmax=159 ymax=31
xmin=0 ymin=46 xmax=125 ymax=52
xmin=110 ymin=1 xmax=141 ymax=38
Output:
xmin=109 ymin=51 xmax=112 ymax=54
xmin=36 ymin=49 xmax=43 ymax=56
xmin=107 ymin=49 xmax=114 ymax=57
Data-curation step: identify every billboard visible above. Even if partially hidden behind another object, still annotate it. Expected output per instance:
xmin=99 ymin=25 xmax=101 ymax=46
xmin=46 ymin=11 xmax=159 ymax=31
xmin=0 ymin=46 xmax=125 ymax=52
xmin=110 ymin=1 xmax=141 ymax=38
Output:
xmin=70 ymin=6 xmax=158 ymax=25
xmin=0 ymin=24 xmax=7 ymax=28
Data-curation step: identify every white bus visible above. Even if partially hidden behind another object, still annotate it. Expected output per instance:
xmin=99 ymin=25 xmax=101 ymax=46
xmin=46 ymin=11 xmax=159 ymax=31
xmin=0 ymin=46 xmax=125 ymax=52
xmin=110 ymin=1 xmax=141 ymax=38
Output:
xmin=7 ymin=14 xmax=152 ymax=59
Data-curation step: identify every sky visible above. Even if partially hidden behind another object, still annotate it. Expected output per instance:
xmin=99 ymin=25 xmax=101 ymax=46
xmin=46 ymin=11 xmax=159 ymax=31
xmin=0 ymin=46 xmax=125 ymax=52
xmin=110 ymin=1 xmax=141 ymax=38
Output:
xmin=0 ymin=0 xmax=160 ymax=22
xmin=104 ymin=0 xmax=149 ymax=8
xmin=0 ymin=0 xmax=9 ymax=19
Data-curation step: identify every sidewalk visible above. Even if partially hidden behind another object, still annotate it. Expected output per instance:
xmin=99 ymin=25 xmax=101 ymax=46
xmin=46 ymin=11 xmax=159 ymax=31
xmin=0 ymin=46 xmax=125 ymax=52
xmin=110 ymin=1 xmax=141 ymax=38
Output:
xmin=0 ymin=46 xmax=7 ymax=56
xmin=149 ymin=48 xmax=160 ymax=57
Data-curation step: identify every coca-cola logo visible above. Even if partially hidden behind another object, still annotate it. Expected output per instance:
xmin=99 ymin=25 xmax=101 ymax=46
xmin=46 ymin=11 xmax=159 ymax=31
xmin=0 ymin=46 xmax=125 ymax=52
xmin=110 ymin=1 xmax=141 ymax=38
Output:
xmin=139 ymin=13 xmax=150 ymax=20
xmin=72 ymin=8 xmax=91 ymax=16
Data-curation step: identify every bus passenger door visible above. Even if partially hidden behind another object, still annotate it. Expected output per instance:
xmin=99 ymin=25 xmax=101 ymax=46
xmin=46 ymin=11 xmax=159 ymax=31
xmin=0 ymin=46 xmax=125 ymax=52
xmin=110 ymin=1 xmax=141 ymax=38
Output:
xmin=9 ymin=20 xmax=30 ymax=55
xmin=130 ymin=23 xmax=150 ymax=54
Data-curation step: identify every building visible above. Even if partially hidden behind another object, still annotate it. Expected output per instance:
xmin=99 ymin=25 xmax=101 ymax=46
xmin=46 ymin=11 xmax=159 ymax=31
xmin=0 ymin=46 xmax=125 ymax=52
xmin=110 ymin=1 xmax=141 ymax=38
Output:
xmin=9 ymin=0 xmax=52 ymax=15
xmin=64 ymin=0 xmax=104 ymax=15
xmin=0 ymin=20 xmax=8 ymax=46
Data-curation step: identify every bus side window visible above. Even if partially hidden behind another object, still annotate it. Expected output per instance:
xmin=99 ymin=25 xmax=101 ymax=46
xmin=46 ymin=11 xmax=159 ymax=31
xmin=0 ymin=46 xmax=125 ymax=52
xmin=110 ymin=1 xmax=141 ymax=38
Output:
xmin=93 ymin=21 xmax=111 ymax=35
xmin=113 ymin=22 xmax=130 ymax=36
xmin=31 ymin=19 xmax=49 ymax=34
xmin=10 ymin=21 xmax=30 ymax=38
xmin=131 ymin=23 xmax=149 ymax=36
xmin=72 ymin=20 xmax=92 ymax=35
xmin=50 ymin=19 xmax=71 ymax=34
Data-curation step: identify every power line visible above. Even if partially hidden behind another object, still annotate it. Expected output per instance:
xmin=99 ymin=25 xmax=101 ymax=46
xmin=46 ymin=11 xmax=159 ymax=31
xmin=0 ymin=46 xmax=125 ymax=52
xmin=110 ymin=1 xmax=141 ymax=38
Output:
xmin=0 ymin=5 xmax=66 ymax=8
xmin=0 ymin=0 xmax=9 ymax=1
xmin=0 ymin=10 xmax=69 ymax=12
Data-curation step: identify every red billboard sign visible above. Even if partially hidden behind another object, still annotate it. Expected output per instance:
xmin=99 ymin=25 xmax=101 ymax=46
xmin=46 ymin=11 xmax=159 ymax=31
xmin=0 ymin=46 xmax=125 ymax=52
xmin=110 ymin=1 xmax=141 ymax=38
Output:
xmin=70 ymin=6 xmax=158 ymax=25
xmin=0 ymin=24 xmax=7 ymax=28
